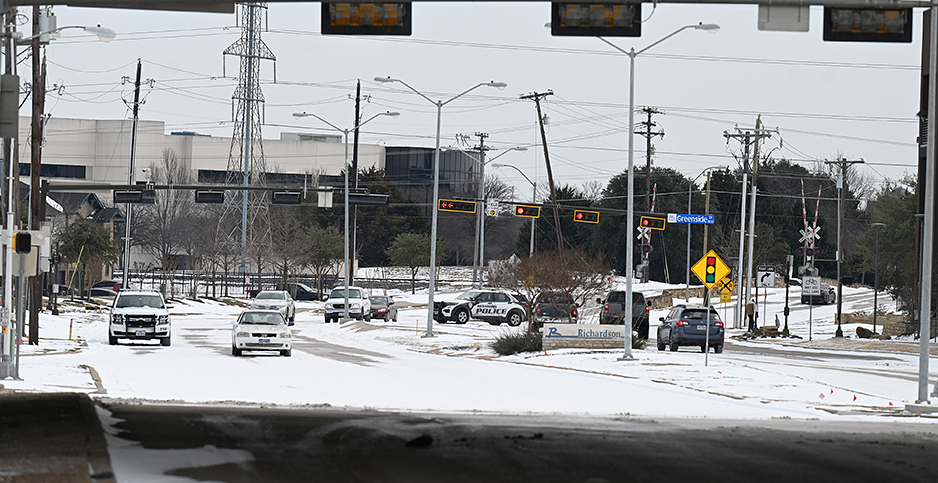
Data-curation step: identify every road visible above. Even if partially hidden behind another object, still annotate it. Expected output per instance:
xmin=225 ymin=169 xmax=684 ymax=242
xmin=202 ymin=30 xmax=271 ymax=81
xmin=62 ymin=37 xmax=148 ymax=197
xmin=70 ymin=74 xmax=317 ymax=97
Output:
xmin=101 ymin=402 xmax=937 ymax=483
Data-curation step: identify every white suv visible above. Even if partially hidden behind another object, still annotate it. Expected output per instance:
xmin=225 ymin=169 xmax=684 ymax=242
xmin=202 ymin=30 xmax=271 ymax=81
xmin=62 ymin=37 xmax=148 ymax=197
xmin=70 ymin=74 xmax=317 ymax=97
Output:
xmin=323 ymin=286 xmax=370 ymax=323
xmin=109 ymin=291 xmax=172 ymax=346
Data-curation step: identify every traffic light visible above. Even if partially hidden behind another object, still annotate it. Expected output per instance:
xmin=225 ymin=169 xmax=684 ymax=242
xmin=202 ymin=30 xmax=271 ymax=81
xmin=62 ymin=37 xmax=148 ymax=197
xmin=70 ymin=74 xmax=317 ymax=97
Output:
xmin=705 ymin=255 xmax=717 ymax=284
xmin=573 ymin=210 xmax=600 ymax=223
xmin=272 ymin=191 xmax=302 ymax=205
xmin=439 ymin=199 xmax=477 ymax=214
xmin=513 ymin=204 xmax=540 ymax=218
xmin=640 ymin=216 xmax=666 ymax=230
xmin=195 ymin=190 xmax=225 ymax=204
xmin=13 ymin=232 xmax=30 ymax=254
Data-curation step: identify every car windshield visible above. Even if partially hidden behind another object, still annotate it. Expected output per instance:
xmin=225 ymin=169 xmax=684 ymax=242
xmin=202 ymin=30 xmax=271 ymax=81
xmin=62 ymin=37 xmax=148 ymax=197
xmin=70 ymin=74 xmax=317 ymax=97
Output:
xmin=331 ymin=288 xmax=362 ymax=299
xmin=456 ymin=291 xmax=481 ymax=301
xmin=239 ymin=312 xmax=285 ymax=325
xmin=296 ymin=283 xmax=313 ymax=292
xmin=256 ymin=292 xmax=285 ymax=300
xmin=116 ymin=294 xmax=164 ymax=309
xmin=370 ymin=296 xmax=388 ymax=305
xmin=681 ymin=309 xmax=720 ymax=321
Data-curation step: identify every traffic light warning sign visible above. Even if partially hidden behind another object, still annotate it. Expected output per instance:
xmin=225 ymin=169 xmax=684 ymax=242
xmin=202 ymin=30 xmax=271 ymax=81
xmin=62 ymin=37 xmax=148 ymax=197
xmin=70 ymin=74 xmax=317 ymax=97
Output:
xmin=691 ymin=250 xmax=730 ymax=290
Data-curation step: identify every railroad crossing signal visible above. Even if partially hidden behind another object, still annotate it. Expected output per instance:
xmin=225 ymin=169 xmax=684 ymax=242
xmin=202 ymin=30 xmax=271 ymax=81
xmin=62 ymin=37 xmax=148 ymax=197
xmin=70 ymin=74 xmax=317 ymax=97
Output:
xmin=799 ymin=225 xmax=821 ymax=243
xmin=439 ymin=199 xmax=477 ymax=214
xmin=637 ymin=226 xmax=651 ymax=243
xmin=513 ymin=204 xmax=541 ymax=218
xmin=796 ymin=247 xmax=822 ymax=257
xmin=640 ymin=216 xmax=666 ymax=231
xmin=692 ymin=250 xmax=731 ymax=290
xmin=573 ymin=210 xmax=599 ymax=223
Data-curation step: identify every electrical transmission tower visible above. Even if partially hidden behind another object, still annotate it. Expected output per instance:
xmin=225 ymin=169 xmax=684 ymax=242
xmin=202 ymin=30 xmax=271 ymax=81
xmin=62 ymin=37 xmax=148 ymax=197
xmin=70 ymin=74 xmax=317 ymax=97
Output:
xmin=220 ymin=2 xmax=277 ymax=277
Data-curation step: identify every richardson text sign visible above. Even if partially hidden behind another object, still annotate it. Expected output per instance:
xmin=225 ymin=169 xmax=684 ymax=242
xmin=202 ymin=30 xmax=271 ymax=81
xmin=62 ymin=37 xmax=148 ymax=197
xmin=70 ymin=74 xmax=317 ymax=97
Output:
xmin=542 ymin=323 xmax=626 ymax=350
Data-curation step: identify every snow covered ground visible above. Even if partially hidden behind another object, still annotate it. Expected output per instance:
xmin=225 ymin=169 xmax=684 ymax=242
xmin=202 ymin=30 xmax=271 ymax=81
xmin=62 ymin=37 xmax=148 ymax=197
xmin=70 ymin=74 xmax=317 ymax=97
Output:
xmin=3 ymin=278 xmax=935 ymax=423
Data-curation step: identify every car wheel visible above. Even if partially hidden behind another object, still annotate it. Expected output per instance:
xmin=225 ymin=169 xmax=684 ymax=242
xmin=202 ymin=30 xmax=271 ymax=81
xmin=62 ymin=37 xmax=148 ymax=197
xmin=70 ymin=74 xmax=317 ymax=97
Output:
xmin=108 ymin=334 xmax=117 ymax=346
xmin=714 ymin=344 xmax=724 ymax=354
xmin=160 ymin=336 xmax=171 ymax=347
xmin=637 ymin=321 xmax=650 ymax=340
xmin=700 ymin=345 xmax=707 ymax=353
xmin=281 ymin=348 xmax=292 ymax=357
xmin=392 ymin=315 xmax=398 ymax=322
xmin=506 ymin=311 xmax=523 ymax=327
xmin=454 ymin=308 xmax=470 ymax=324
xmin=232 ymin=346 xmax=242 ymax=356
xmin=657 ymin=338 xmax=665 ymax=351
xmin=670 ymin=341 xmax=679 ymax=352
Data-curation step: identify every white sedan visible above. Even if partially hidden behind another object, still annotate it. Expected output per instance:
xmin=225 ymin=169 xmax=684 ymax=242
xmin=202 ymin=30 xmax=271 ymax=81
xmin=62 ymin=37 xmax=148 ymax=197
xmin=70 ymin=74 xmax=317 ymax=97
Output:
xmin=250 ymin=290 xmax=296 ymax=322
xmin=231 ymin=310 xmax=293 ymax=357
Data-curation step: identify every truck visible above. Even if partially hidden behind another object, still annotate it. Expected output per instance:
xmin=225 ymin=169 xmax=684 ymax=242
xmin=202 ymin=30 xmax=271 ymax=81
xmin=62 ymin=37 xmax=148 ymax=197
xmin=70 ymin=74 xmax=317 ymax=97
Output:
xmin=532 ymin=292 xmax=578 ymax=330
xmin=596 ymin=290 xmax=650 ymax=339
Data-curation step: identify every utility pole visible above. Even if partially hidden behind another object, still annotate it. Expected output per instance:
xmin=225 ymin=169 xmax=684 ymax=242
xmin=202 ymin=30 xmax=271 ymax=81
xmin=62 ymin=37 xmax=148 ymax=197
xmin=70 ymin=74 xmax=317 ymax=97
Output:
xmin=350 ymin=79 xmax=361 ymax=285
xmin=635 ymin=106 xmax=664 ymax=213
xmin=635 ymin=106 xmax=663 ymax=281
xmin=28 ymin=5 xmax=45 ymax=345
xmin=521 ymin=91 xmax=563 ymax=252
xmin=724 ymin=120 xmax=775 ymax=328
xmin=121 ymin=60 xmax=142 ymax=292
xmin=824 ymin=157 xmax=864 ymax=338
xmin=471 ymin=132 xmax=489 ymax=287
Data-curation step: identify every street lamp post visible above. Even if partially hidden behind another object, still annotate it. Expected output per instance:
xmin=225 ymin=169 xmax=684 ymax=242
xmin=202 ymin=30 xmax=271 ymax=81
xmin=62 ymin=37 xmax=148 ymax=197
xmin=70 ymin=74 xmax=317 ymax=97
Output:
xmin=686 ymin=166 xmax=726 ymax=301
xmin=474 ymin=147 xmax=526 ymax=286
xmin=600 ymin=22 xmax=719 ymax=360
xmin=292 ymin=110 xmax=399 ymax=320
xmin=872 ymin=222 xmax=886 ymax=334
xmin=374 ymin=77 xmax=506 ymax=337
xmin=492 ymin=163 xmax=536 ymax=257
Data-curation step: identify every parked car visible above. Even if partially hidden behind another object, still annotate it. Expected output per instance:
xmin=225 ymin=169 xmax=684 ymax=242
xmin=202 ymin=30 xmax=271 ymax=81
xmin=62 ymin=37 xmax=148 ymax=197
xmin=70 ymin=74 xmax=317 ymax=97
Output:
xmin=92 ymin=279 xmax=129 ymax=292
xmin=433 ymin=290 xmax=528 ymax=327
xmin=108 ymin=291 xmax=172 ymax=346
xmin=596 ymin=290 xmax=650 ymax=339
xmin=285 ymin=282 xmax=319 ymax=301
xmin=250 ymin=290 xmax=296 ymax=322
xmin=89 ymin=288 xmax=118 ymax=298
xmin=231 ymin=309 xmax=293 ymax=357
xmin=324 ymin=286 xmax=371 ymax=323
xmin=657 ymin=304 xmax=724 ymax=353
xmin=533 ymin=292 xmax=578 ymax=329
xmin=801 ymin=282 xmax=836 ymax=305
xmin=369 ymin=296 xmax=398 ymax=321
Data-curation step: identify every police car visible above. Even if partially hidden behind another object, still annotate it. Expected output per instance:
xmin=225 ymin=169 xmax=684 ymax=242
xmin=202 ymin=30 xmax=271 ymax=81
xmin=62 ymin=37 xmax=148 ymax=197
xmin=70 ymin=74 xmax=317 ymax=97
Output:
xmin=433 ymin=290 xmax=530 ymax=326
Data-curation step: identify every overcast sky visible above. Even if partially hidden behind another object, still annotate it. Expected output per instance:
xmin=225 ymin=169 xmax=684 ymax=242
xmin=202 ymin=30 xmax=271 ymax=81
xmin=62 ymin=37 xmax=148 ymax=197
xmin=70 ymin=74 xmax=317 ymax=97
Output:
xmin=20 ymin=2 xmax=922 ymax=199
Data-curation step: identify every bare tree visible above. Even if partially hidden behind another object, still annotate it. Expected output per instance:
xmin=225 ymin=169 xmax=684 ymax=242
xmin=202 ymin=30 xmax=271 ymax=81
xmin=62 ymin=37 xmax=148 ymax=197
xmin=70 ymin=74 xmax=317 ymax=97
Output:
xmin=269 ymin=204 xmax=307 ymax=289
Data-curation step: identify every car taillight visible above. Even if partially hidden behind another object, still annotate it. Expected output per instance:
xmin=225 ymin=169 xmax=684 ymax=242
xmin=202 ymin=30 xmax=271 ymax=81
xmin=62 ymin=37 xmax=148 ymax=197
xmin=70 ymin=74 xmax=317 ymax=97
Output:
xmin=604 ymin=304 xmax=609 ymax=312
xmin=676 ymin=320 xmax=689 ymax=326
xmin=645 ymin=306 xmax=650 ymax=314
xmin=715 ymin=321 xmax=724 ymax=328
xmin=572 ymin=309 xmax=578 ymax=317
xmin=536 ymin=308 xmax=541 ymax=315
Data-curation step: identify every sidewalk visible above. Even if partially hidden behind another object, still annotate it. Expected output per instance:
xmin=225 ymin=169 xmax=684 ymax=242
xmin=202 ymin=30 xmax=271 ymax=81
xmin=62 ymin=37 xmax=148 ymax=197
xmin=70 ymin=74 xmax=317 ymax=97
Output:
xmin=0 ymin=390 xmax=114 ymax=482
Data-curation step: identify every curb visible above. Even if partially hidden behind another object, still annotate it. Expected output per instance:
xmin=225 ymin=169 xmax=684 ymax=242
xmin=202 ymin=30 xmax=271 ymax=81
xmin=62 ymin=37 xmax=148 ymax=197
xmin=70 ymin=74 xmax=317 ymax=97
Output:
xmin=77 ymin=393 xmax=116 ymax=482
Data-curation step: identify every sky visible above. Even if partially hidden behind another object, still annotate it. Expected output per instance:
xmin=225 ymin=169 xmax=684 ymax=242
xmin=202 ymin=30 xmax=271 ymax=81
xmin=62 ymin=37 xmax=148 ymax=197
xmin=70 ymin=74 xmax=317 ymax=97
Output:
xmin=18 ymin=2 xmax=923 ymax=199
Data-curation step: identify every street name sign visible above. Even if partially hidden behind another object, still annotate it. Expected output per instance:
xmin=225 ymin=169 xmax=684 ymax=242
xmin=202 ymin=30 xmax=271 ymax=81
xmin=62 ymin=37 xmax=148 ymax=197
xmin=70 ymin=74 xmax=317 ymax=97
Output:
xmin=667 ymin=213 xmax=715 ymax=224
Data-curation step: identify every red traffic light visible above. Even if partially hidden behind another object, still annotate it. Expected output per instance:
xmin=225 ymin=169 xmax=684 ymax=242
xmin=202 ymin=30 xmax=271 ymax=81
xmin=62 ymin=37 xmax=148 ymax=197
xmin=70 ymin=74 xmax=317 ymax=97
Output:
xmin=573 ymin=210 xmax=599 ymax=223
xmin=640 ymin=216 xmax=666 ymax=230
xmin=514 ymin=204 xmax=541 ymax=218
xmin=438 ymin=199 xmax=477 ymax=213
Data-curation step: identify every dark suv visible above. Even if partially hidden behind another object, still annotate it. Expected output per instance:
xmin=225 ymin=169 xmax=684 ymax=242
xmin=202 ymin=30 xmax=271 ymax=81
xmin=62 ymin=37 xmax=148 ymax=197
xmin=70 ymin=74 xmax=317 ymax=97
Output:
xmin=657 ymin=304 xmax=724 ymax=353
xmin=596 ymin=290 xmax=650 ymax=339
xmin=533 ymin=293 xmax=578 ymax=329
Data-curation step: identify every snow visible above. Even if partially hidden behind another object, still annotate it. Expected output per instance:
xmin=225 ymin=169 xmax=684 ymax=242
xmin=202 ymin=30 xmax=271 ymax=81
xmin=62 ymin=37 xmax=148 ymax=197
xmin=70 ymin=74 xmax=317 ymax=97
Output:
xmin=4 ymin=279 xmax=938 ymax=478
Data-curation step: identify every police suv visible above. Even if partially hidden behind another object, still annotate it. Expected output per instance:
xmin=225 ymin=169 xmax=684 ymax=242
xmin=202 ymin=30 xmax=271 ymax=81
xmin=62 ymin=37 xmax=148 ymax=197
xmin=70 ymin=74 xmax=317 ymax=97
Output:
xmin=433 ymin=290 xmax=529 ymax=327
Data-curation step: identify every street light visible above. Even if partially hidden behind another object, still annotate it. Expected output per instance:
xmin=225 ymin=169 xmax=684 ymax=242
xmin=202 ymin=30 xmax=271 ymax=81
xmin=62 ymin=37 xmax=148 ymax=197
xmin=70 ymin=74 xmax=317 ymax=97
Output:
xmin=686 ymin=166 xmax=727 ymax=301
xmin=473 ymin=146 xmax=527 ymax=287
xmin=492 ymin=162 xmax=536 ymax=257
xmin=872 ymin=222 xmax=886 ymax=334
xmin=374 ymin=76 xmax=506 ymax=337
xmin=600 ymin=22 xmax=720 ymax=360
xmin=16 ymin=24 xmax=117 ymax=43
xmin=292 ymin=110 xmax=399 ymax=320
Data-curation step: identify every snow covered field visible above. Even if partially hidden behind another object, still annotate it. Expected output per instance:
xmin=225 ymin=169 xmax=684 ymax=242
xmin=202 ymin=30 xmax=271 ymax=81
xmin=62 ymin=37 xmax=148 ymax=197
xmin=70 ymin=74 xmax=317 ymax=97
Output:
xmin=3 ymin=279 xmax=937 ymax=422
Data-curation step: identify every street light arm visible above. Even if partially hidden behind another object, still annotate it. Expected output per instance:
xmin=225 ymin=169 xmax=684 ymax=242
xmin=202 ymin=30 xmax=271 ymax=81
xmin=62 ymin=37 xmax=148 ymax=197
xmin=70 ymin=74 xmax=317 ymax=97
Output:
xmin=359 ymin=110 xmax=400 ymax=128
xmin=374 ymin=76 xmax=437 ymax=105
xmin=485 ymin=146 xmax=527 ymax=165
xmin=492 ymin=163 xmax=535 ymax=188
xmin=597 ymin=36 xmax=632 ymax=57
xmin=18 ymin=24 xmax=117 ymax=43
xmin=441 ymin=81 xmax=505 ymax=107
xmin=292 ymin=111 xmax=345 ymax=134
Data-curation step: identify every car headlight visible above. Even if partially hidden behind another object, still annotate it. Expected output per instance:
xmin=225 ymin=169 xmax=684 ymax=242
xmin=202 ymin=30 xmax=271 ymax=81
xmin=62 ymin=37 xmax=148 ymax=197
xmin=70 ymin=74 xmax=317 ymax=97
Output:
xmin=111 ymin=314 xmax=123 ymax=323
xmin=236 ymin=331 xmax=250 ymax=337
xmin=351 ymin=303 xmax=361 ymax=309
xmin=279 ymin=332 xmax=291 ymax=338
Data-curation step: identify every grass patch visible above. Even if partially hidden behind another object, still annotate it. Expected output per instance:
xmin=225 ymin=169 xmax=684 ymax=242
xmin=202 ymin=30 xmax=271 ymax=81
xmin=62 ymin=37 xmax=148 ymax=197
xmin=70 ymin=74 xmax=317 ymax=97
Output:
xmin=491 ymin=330 xmax=542 ymax=356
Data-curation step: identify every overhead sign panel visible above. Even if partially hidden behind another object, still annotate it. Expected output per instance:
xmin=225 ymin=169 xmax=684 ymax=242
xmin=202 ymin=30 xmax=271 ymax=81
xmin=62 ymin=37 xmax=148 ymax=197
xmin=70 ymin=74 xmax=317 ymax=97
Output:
xmin=550 ymin=3 xmax=641 ymax=37
xmin=322 ymin=3 xmax=412 ymax=36
xmin=823 ymin=8 xmax=912 ymax=43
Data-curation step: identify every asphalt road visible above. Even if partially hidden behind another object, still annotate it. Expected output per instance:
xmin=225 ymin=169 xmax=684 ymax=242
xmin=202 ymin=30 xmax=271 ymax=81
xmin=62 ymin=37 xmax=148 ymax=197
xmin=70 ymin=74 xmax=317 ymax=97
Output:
xmin=101 ymin=402 xmax=937 ymax=483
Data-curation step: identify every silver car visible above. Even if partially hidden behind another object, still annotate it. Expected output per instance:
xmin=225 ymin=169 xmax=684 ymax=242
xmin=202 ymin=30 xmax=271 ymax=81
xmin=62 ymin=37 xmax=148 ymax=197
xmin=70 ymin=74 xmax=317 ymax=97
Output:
xmin=232 ymin=310 xmax=293 ymax=357
xmin=251 ymin=290 xmax=296 ymax=322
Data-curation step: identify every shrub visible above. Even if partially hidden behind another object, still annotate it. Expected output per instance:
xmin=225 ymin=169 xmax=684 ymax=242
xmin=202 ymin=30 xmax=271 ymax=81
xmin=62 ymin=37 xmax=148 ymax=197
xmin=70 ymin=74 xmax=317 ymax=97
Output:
xmin=491 ymin=330 xmax=542 ymax=356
